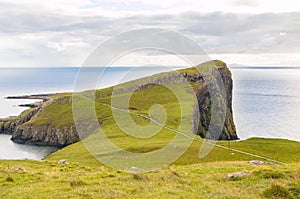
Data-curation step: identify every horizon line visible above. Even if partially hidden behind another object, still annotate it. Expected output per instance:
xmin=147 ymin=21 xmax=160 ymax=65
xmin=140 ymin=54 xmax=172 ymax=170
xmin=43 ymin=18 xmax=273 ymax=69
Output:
xmin=1 ymin=65 xmax=300 ymax=69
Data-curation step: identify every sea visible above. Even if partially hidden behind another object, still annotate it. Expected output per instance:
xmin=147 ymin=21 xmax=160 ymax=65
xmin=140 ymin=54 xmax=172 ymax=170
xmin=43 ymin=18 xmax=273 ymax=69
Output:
xmin=1 ymin=66 xmax=300 ymax=160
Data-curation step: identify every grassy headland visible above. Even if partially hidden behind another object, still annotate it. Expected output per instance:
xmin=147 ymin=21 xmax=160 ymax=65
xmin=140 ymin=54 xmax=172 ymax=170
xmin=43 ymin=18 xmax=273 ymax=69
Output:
xmin=0 ymin=60 xmax=299 ymax=198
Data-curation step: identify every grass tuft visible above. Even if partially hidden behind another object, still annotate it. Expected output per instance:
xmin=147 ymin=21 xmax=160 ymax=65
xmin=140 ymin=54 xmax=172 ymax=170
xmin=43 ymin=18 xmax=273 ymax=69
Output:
xmin=254 ymin=169 xmax=286 ymax=179
xmin=70 ymin=180 xmax=87 ymax=187
xmin=132 ymin=174 xmax=147 ymax=181
xmin=5 ymin=176 xmax=14 ymax=182
xmin=263 ymin=184 xmax=292 ymax=199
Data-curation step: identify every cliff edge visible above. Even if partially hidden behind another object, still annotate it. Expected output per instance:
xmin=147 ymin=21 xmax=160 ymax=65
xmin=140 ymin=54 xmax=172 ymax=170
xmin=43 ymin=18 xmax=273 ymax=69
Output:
xmin=0 ymin=60 xmax=238 ymax=147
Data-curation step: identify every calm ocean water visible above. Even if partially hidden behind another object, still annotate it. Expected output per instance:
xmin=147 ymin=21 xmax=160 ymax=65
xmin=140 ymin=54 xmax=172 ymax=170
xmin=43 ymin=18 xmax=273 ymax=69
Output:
xmin=232 ymin=67 xmax=300 ymax=141
xmin=0 ymin=66 xmax=300 ymax=159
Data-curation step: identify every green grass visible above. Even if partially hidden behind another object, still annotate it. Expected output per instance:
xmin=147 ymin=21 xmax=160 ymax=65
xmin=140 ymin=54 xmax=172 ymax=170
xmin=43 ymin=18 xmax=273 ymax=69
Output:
xmin=1 ymin=60 xmax=300 ymax=198
xmin=45 ymin=137 xmax=300 ymax=167
xmin=218 ymin=138 xmax=300 ymax=163
xmin=0 ymin=160 xmax=299 ymax=198
xmin=179 ymin=60 xmax=230 ymax=74
xmin=16 ymin=60 xmax=225 ymax=139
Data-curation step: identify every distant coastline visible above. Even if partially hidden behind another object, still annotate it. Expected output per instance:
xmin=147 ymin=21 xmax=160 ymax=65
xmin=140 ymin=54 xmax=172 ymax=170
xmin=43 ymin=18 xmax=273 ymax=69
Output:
xmin=5 ymin=95 xmax=52 ymax=109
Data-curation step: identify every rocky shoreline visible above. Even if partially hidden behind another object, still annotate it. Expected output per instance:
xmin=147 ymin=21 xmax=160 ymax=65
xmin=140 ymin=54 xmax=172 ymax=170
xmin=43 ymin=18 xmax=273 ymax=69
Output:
xmin=0 ymin=95 xmax=52 ymax=135
xmin=0 ymin=94 xmax=80 ymax=147
xmin=6 ymin=94 xmax=52 ymax=103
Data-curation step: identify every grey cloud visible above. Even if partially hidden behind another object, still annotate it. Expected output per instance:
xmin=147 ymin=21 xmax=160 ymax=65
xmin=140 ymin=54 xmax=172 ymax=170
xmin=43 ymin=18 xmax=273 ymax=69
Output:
xmin=0 ymin=2 xmax=299 ymax=66
xmin=177 ymin=12 xmax=300 ymax=53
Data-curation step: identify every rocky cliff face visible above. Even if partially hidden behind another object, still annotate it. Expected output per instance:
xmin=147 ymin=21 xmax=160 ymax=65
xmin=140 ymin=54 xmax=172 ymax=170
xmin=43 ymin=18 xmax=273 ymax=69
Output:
xmin=0 ymin=97 xmax=80 ymax=147
xmin=191 ymin=61 xmax=238 ymax=140
xmin=11 ymin=124 xmax=78 ymax=147
xmin=0 ymin=108 xmax=39 ymax=135
xmin=0 ymin=60 xmax=238 ymax=147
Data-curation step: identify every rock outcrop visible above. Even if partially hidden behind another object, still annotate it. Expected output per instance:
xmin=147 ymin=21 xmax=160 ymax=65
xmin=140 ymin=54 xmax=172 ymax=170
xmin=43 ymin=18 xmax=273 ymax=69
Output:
xmin=193 ymin=61 xmax=238 ymax=140
xmin=0 ymin=96 xmax=51 ymax=135
xmin=0 ymin=108 xmax=39 ymax=135
xmin=0 ymin=96 xmax=80 ymax=147
xmin=11 ymin=124 xmax=78 ymax=147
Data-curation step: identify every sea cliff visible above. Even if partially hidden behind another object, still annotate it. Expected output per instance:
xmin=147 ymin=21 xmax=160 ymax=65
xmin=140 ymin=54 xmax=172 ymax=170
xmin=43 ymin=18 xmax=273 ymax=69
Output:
xmin=0 ymin=60 xmax=238 ymax=146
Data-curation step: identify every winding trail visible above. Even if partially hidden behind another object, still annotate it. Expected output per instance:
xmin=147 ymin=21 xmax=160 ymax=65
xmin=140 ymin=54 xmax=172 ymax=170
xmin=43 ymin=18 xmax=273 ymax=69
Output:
xmin=79 ymin=94 xmax=285 ymax=165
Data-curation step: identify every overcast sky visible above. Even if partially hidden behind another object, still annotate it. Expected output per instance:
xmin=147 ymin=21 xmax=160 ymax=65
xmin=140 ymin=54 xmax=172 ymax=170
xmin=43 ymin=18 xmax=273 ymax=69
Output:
xmin=0 ymin=0 xmax=299 ymax=66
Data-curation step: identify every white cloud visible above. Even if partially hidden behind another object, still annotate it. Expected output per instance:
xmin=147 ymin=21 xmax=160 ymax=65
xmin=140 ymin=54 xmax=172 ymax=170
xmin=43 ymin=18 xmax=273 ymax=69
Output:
xmin=0 ymin=0 xmax=299 ymax=66
xmin=279 ymin=32 xmax=287 ymax=36
xmin=0 ymin=0 xmax=300 ymax=16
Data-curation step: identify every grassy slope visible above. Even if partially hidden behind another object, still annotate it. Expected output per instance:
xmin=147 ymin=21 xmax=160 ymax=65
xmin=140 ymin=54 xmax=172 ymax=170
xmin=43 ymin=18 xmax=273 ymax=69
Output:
xmin=1 ymin=160 xmax=299 ymax=198
xmin=1 ymin=60 xmax=300 ymax=198
xmin=45 ymin=138 xmax=300 ymax=167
